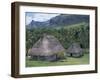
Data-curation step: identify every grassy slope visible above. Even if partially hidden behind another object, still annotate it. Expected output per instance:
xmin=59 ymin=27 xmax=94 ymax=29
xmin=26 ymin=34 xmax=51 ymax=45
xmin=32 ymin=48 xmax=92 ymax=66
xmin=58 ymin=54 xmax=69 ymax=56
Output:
xmin=26 ymin=53 xmax=89 ymax=67
xmin=55 ymin=22 xmax=88 ymax=29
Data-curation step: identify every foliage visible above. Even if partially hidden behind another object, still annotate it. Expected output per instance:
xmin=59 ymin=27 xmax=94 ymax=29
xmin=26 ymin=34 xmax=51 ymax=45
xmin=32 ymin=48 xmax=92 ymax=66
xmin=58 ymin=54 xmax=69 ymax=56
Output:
xmin=26 ymin=22 xmax=89 ymax=54
xmin=56 ymin=51 xmax=66 ymax=59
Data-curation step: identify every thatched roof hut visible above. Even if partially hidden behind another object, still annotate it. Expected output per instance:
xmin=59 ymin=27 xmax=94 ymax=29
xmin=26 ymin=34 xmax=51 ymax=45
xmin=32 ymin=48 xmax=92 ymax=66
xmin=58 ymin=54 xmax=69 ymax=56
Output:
xmin=28 ymin=34 xmax=66 ymax=61
xmin=67 ymin=43 xmax=83 ymax=57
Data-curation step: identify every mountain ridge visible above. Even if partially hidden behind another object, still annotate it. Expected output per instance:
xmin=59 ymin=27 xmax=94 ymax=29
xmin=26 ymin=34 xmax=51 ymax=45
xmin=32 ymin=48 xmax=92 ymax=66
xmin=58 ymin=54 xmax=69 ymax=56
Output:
xmin=26 ymin=14 xmax=89 ymax=29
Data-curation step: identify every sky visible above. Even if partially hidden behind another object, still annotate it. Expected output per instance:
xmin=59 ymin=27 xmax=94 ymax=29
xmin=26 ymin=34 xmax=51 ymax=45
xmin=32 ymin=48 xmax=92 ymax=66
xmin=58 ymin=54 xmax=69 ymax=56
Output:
xmin=25 ymin=12 xmax=60 ymax=25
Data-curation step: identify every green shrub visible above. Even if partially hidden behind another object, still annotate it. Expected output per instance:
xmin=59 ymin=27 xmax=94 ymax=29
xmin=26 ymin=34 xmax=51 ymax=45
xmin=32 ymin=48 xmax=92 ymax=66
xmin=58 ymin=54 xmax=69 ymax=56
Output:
xmin=56 ymin=51 xmax=66 ymax=59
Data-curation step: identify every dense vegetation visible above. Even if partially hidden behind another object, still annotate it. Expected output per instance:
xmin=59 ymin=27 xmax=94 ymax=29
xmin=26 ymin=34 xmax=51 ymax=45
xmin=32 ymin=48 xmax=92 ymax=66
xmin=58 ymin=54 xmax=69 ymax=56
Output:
xmin=26 ymin=22 xmax=89 ymax=54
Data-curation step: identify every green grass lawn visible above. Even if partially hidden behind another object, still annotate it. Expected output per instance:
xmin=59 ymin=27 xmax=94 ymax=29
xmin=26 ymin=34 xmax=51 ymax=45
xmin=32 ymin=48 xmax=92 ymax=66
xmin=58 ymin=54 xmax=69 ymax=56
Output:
xmin=26 ymin=53 xmax=89 ymax=67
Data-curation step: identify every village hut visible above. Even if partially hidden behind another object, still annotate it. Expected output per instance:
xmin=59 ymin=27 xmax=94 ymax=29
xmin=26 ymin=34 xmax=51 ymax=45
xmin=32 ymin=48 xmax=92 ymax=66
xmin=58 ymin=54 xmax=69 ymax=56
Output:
xmin=67 ymin=43 xmax=83 ymax=57
xmin=28 ymin=34 xmax=66 ymax=61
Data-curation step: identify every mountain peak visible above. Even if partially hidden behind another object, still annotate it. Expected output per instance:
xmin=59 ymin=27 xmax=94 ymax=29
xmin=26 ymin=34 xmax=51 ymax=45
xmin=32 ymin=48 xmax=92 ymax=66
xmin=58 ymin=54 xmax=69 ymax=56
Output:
xmin=27 ymin=14 xmax=89 ymax=29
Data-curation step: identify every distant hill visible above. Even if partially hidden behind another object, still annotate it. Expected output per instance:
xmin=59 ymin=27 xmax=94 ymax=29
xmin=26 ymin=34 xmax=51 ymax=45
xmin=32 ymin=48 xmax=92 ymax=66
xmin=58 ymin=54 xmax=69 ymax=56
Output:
xmin=26 ymin=14 xmax=89 ymax=29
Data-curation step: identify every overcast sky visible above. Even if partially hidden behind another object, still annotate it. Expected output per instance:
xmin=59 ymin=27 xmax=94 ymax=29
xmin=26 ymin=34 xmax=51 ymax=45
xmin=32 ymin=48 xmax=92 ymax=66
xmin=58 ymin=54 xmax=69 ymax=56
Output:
xmin=25 ymin=12 xmax=60 ymax=25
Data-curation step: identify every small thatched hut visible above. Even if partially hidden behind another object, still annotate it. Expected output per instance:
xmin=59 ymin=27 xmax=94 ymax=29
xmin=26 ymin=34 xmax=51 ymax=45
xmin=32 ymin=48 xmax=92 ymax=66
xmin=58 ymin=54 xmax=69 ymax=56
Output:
xmin=28 ymin=34 xmax=66 ymax=61
xmin=67 ymin=43 xmax=83 ymax=57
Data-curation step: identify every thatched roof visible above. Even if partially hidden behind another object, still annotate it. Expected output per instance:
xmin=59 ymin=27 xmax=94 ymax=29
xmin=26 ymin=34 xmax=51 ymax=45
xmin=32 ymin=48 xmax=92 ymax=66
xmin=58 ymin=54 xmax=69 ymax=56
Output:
xmin=67 ymin=43 xmax=82 ymax=54
xmin=28 ymin=34 xmax=65 ymax=56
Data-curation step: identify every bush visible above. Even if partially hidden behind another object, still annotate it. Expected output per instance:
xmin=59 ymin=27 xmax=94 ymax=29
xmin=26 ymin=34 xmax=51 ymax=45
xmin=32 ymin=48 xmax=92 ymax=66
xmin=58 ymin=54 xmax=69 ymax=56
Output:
xmin=56 ymin=51 xmax=66 ymax=59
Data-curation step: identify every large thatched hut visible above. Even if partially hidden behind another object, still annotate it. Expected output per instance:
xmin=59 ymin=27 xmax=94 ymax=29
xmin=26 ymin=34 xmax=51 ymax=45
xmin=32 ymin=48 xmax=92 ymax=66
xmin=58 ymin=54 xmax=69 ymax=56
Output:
xmin=67 ymin=43 xmax=83 ymax=57
xmin=28 ymin=34 xmax=66 ymax=61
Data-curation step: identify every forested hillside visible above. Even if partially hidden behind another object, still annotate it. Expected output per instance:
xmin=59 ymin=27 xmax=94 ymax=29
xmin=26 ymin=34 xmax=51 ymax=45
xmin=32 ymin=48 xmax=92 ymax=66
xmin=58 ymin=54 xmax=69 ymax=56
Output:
xmin=26 ymin=22 xmax=89 ymax=53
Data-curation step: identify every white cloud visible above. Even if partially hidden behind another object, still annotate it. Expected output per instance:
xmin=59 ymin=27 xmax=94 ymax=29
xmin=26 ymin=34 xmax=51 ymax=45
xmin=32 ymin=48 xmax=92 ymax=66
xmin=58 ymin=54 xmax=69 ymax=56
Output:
xmin=33 ymin=13 xmax=59 ymax=22
xmin=25 ymin=16 xmax=33 ymax=25
xmin=26 ymin=12 xmax=60 ymax=25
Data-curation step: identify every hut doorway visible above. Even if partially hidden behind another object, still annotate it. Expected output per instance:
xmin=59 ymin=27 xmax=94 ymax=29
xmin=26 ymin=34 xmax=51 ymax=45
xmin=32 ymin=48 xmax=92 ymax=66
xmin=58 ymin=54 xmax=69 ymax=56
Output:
xmin=70 ymin=53 xmax=73 ymax=57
